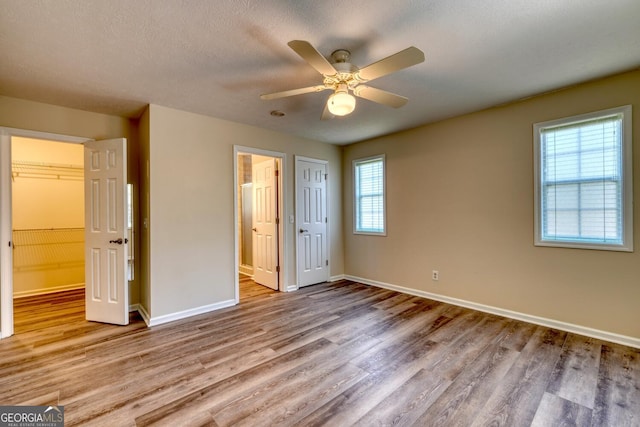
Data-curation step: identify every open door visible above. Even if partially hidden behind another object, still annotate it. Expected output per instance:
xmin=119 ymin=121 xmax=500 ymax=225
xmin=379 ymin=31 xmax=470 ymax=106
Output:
xmin=84 ymin=138 xmax=129 ymax=325
xmin=252 ymin=157 xmax=278 ymax=290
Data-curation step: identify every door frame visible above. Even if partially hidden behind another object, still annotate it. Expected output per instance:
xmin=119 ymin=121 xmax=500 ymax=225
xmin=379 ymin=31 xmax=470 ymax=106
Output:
xmin=233 ymin=146 xmax=287 ymax=303
xmin=294 ymin=156 xmax=330 ymax=287
xmin=0 ymin=127 xmax=91 ymax=339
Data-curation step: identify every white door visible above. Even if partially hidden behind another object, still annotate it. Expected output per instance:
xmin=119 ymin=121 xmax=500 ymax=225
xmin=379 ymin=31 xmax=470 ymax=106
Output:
xmin=252 ymin=158 xmax=278 ymax=290
xmin=84 ymin=138 xmax=129 ymax=325
xmin=296 ymin=158 xmax=328 ymax=287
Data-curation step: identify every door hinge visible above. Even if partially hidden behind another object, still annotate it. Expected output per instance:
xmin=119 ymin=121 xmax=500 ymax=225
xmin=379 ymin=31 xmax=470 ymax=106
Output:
xmin=326 ymin=260 xmax=329 ymax=266
xmin=276 ymin=265 xmax=280 ymax=273
xmin=324 ymin=173 xmax=328 ymax=180
xmin=8 ymin=241 xmax=11 ymax=247
xmin=325 ymin=217 xmax=328 ymax=223
xmin=275 ymin=169 xmax=279 ymax=177
xmin=275 ymin=217 xmax=280 ymax=225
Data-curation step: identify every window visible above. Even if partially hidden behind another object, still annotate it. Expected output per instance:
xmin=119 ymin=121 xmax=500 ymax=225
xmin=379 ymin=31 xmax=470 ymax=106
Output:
xmin=534 ymin=105 xmax=633 ymax=251
xmin=354 ymin=155 xmax=386 ymax=235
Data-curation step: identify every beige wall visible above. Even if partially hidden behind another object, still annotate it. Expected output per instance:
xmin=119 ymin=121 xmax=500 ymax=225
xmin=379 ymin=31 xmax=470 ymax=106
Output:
xmin=343 ymin=69 xmax=640 ymax=339
xmin=12 ymin=137 xmax=84 ymax=229
xmin=0 ymin=96 xmax=135 ymax=142
xmin=145 ymin=104 xmax=343 ymax=318
xmin=4 ymin=68 xmax=636 ymax=340
xmin=0 ymin=96 xmax=140 ymax=305
xmin=138 ymin=107 xmax=151 ymax=314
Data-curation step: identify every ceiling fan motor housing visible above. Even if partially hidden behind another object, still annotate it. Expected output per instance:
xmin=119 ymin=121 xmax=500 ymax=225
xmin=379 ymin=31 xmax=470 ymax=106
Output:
xmin=324 ymin=57 xmax=359 ymax=93
xmin=325 ymin=49 xmax=360 ymax=91
xmin=331 ymin=49 xmax=351 ymax=63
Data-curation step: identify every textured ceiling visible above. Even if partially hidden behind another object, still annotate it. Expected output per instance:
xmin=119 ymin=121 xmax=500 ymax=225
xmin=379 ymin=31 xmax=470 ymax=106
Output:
xmin=1 ymin=0 xmax=639 ymax=145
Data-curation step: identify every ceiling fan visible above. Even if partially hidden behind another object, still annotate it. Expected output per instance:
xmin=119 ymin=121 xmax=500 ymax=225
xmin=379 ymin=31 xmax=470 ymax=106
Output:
xmin=260 ymin=40 xmax=425 ymax=119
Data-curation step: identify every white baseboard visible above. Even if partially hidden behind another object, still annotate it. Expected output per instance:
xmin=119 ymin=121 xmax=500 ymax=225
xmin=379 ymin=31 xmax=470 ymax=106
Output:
xmin=289 ymin=274 xmax=343 ymax=291
xmin=239 ymin=265 xmax=254 ymax=276
xmin=345 ymin=275 xmax=640 ymax=349
xmin=144 ymin=299 xmax=237 ymax=327
xmin=137 ymin=303 xmax=151 ymax=326
xmin=13 ymin=283 xmax=84 ymax=299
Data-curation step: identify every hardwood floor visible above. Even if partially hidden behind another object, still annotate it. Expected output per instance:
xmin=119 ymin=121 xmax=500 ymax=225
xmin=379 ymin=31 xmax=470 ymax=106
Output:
xmin=1 ymin=280 xmax=639 ymax=426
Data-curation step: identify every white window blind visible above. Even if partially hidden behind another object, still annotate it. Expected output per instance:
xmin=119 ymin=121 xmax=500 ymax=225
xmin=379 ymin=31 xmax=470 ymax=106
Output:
xmin=354 ymin=155 xmax=385 ymax=234
xmin=534 ymin=106 xmax=633 ymax=251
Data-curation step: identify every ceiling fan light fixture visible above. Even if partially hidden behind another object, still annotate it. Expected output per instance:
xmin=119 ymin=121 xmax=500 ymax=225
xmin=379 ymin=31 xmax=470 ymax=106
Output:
xmin=327 ymin=91 xmax=356 ymax=116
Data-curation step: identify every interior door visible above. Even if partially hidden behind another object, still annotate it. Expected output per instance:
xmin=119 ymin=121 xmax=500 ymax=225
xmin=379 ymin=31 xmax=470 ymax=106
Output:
xmin=84 ymin=138 xmax=129 ymax=325
xmin=252 ymin=158 xmax=278 ymax=290
xmin=296 ymin=158 xmax=328 ymax=287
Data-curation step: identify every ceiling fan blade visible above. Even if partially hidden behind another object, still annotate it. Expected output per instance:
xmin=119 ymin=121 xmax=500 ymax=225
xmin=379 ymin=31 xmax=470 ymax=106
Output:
xmin=356 ymin=46 xmax=425 ymax=82
xmin=321 ymin=102 xmax=334 ymax=120
xmin=288 ymin=40 xmax=337 ymax=76
xmin=353 ymin=85 xmax=408 ymax=108
xmin=260 ymin=85 xmax=328 ymax=100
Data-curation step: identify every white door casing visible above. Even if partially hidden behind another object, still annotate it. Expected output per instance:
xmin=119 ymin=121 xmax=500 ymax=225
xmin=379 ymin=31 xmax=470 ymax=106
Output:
xmin=0 ymin=131 xmax=13 ymax=338
xmin=252 ymin=157 xmax=278 ymax=290
xmin=1 ymin=128 xmax=91 ymax=339
xmin=84 ymin=138 xmax=129 ymax=325
xmin=296 ymin=157 xmax=328 ymax=287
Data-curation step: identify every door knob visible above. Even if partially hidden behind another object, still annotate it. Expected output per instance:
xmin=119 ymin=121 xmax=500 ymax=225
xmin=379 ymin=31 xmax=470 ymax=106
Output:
xmin=109 ymin=238 xmax=124 ymax=245
xmin=299 ymin=229 xmax=308 ymax=234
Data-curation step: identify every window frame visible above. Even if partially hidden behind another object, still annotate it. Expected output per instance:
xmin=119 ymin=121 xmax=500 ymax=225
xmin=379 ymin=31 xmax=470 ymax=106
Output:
xmin=533 ymin=105 xmax=633 ymax=252
xmin=353 ymin=154 xmax=387 ymax=236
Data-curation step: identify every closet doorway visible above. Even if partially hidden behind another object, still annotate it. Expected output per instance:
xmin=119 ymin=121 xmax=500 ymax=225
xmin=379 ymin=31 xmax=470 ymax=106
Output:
xmin=11 ymin=138 xmax=85 ymax=298
xmin=234 ymin=146 xmax=285 ymax=301
xmin=10 ymin=137 xmax=85 ymax=333
xmin=1 ymin=130 xmax=133 ymax=338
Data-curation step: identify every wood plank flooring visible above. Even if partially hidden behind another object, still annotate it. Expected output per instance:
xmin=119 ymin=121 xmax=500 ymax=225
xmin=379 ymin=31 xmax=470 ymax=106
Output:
xmin=1 ymin=280 xmax=639 ymax=426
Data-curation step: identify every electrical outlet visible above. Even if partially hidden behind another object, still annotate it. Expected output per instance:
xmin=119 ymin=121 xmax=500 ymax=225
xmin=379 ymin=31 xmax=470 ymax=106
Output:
xmin=432 ymin=270 xmax=439 ymax=281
